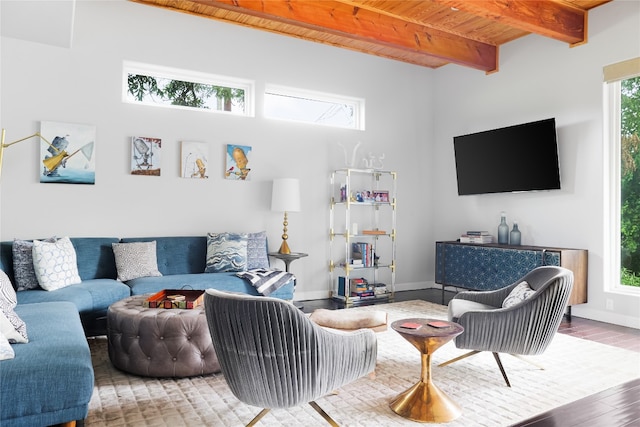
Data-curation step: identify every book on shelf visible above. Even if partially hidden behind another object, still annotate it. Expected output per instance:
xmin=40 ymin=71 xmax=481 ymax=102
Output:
xmin=351 ymin=242 xmax=375 ymax=267
xmin=465 ymin=230 xmax=490 ymax=236
xmin=460 ymin=234 xmax=494 ymax=244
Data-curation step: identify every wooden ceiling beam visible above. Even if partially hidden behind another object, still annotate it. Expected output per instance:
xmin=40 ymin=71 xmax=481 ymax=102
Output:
xmin=184 ymin=0 xmax=498 ymax=72
xmin=431 ymin=0 xmax=589 ymax=46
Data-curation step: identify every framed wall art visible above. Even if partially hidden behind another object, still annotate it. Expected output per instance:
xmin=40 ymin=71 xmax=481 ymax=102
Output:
xmin=39 ymin=121 xmax=96 ymax=184
xmin=181 ymin=141 xmax=209 ymax=179
xmin=225 ymin=144 xmax=251 ymax=181
xmin=131 ymin=136 xmax=161 ymax=176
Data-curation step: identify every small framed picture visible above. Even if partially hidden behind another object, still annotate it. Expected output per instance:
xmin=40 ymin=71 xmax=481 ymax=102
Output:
xmin=373 ymin=191 xmax=389 ymax=203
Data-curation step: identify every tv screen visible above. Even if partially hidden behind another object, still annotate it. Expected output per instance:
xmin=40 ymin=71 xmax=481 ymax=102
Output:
xmin=453 ymin=118 xmax=561 ymax=195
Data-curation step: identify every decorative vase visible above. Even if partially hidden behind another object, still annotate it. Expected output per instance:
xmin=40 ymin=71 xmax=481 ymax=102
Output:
xmin=510 ymin=222 xmax=521 ymax=246
xmin=498 ymin=212 xmax=509 ymax=244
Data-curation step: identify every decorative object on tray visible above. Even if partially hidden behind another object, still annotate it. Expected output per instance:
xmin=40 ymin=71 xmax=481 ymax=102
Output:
xmin=144 ymin=289 xmax=205 ymax=309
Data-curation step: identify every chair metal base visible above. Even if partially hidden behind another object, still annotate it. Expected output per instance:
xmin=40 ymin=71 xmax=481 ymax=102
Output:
xmin=439 ymin=350 xmax=545 ymax=387
xmin=246 ymin=401 xmax=339 ymax=427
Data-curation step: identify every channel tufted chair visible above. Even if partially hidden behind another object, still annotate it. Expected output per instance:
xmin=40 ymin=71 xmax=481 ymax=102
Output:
xmin=204 ymin=289 xmax=378 ymax=426
xmin=439 ymin=266 xmax=574 ymax=387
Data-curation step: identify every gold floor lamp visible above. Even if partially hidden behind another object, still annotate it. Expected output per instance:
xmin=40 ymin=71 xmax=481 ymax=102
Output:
xmin=271 ymin=178 xmax=301 ymax=254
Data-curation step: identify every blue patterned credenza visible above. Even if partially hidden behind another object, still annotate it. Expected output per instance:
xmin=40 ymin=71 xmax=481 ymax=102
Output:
xmin=435 ymin=241 xmax=587 ymax=306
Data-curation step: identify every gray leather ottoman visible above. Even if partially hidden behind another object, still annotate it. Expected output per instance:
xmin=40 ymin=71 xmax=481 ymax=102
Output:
xmin=107 ymin=294 xmax=220 ymax=377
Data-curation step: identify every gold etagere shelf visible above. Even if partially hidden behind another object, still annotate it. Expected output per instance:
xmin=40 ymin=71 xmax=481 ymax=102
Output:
xmin=329 ymin=168 xmax=397 ymax=306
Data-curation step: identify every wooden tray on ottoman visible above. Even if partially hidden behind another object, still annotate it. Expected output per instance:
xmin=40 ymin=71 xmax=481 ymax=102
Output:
xmin=143 ymin=289 xmax=205 ymax=309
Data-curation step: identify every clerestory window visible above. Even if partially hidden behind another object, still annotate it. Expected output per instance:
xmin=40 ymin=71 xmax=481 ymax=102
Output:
xmin=122 ymin=61 xmax=254 ymax=117
xmin=264 ymin=84 xmax=365 ymax=130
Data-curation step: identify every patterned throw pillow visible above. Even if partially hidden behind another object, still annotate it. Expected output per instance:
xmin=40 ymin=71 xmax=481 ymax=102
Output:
xmin=32 ymin=236 xmax=82 ymax=291
xmin=0 ymin=330 xmax=16 ymax=360
xmin=247 ymin=231 xmax=270 ymax=270
xmin=205 ymin=232 xmax=248 ymax=273
xmin=502 ymin=280 xmax=537 ymax=308
xmin=111 ymin=241 xmax=163 ymax=282
xmin=0 ymin=269 xmax=28 ymax=342
xmin=12 ymin=237 xmax=57 ymax=291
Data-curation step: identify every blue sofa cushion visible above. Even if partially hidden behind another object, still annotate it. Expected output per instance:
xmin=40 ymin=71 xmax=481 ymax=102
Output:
xmin=16 ymin=279 xmax=131 ymax=314
xmin=70 ymin=237 xmax=120 ymax=280
xmin=1 ymin=302 xmax=94 ymax=427
xmin=126 ymin=272 xmax=294 ymax=300
xmin=120 ymin=236 xmax=207 ymax=275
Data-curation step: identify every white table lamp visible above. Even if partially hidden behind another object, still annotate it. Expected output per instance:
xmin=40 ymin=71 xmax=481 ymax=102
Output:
xmin=271 ymin=178 xmax=301 ymax=254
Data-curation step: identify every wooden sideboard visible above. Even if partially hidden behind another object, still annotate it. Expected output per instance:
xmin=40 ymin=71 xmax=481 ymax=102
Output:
xmin=435 ymin=241 xmax=587 ymax=308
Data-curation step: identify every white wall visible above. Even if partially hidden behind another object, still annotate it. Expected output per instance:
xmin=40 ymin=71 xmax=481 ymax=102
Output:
xmin=0 ymin=1 xmax=434 ymax=301
xmin=431 ymin=0 xmax=640 ymax=328
xmin=1 ymin=1 xmax=639 ymax=328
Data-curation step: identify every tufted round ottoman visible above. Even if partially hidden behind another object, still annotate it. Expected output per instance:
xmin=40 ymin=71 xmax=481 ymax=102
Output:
xmin=107 ymin=294 xmax=220 ymax=378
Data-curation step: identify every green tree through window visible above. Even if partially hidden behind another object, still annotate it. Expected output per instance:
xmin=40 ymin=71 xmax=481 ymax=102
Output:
xmin=126 ymin=74 xmax=246 ymax=113
xmin=621 ymin=76 xmax=640 ymax=287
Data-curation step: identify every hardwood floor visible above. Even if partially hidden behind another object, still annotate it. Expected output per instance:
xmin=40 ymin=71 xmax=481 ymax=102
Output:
xmin=297 ymin=288 xmax=640 ymax=427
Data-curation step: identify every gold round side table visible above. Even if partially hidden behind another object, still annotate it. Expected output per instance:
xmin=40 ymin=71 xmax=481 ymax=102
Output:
xmin=389 ymin=318 xmax=464 ymax=423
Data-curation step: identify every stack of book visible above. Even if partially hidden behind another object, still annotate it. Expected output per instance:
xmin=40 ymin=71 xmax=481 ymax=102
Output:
xmin=460 ymin=231 xmax=493 ymax=244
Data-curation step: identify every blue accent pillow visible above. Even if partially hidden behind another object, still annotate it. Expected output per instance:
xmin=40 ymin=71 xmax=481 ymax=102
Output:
xmin=205 ymin=233 xmax=248 ymax=273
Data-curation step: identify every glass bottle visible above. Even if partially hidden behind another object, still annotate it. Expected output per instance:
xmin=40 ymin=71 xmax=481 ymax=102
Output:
xmin=510 ymin=221 xmax=521 ymax=246
xmin=498 ymin=212 xmax=509 ymax=244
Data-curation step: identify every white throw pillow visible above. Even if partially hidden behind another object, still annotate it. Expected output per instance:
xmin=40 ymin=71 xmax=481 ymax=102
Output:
xmin=111 ymin=241 xmax=163 ymax=281
xmin=32 ymin=237 xmax=82 ymax=291
xmin=502 ymin=280 xmax=536 ymax=308
xmin=0 ymin=309 xmax=27 ymax=344
xmin=0 ymin=269 xmax=28 ymax=341
xmin=0 ymin=330 xmax=15 ymax=360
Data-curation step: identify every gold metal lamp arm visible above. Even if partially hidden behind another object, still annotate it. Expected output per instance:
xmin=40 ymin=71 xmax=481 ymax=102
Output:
xmin=0 ymin=128 xmax=59 ymax=178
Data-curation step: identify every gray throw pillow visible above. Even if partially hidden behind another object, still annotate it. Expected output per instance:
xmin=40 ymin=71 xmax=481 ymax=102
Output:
xmin=205 ymin=232 xmax=248 ymax=273
xmin=112 ymin=241 xmax=163 ymax=282
xmin=247 ymin=231 xmax=269 ymax=270
xmin=12 ymin=237 xmax=56 ymax=291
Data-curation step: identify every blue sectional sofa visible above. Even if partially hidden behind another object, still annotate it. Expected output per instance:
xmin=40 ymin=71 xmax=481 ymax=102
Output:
xmin=0 ymin=234 xmax=294 ymax=427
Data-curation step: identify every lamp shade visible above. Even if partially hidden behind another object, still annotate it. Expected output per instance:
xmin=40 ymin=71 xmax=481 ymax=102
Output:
xmin=271 ymin=178 xmax=301 ymax=212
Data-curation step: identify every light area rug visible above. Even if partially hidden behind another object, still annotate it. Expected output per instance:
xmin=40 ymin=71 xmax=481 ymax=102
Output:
xmin=86 ymin=300 xmax=640 ymax=426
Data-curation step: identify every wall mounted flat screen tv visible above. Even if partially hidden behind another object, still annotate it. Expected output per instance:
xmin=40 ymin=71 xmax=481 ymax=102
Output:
xmin=453 ymin=118 xmax=561 ymax=195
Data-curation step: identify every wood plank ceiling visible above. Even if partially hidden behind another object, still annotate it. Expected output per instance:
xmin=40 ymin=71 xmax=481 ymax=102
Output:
xmin=131 ymin=0 xmax=612 ymax=73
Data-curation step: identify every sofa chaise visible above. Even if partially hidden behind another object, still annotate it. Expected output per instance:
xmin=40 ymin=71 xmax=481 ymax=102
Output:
xmin=0 ymin=233 xmax=294 ymax=427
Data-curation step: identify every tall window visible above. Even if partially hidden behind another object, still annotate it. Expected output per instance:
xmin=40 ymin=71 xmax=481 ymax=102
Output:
xmin=123 ymin=61 xmax=254 ymax=117
xmin=604 ymin=58 xmax=640 ymax=292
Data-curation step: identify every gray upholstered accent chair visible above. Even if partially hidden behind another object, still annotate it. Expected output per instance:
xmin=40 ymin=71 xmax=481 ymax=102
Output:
xmin=204 ymin=289 xmax=378 ymax=426
xmin=440 ymin=266 xmax=574 ymax=387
